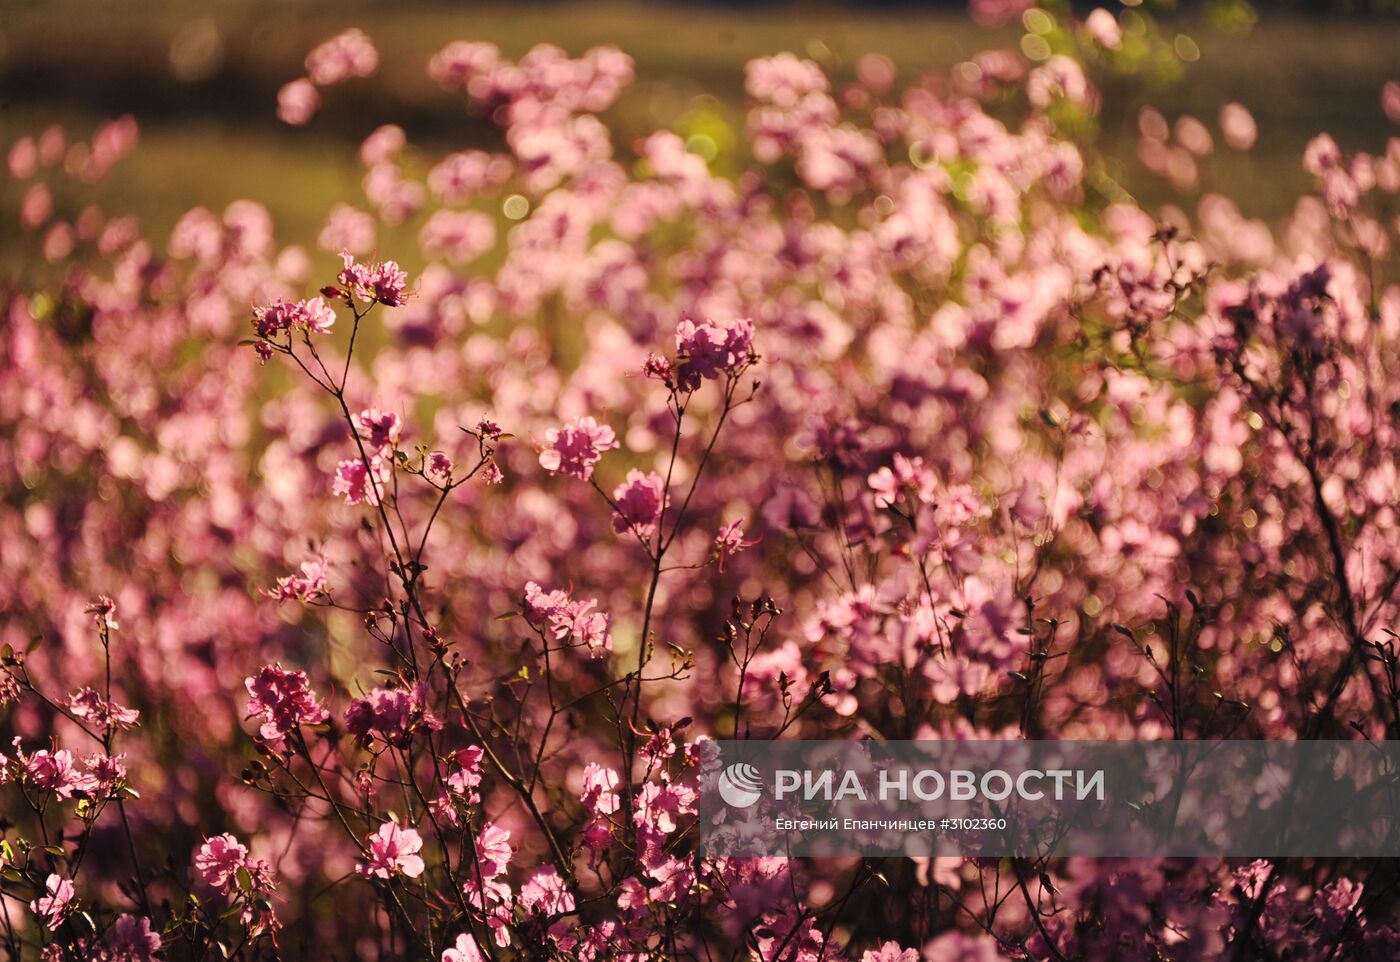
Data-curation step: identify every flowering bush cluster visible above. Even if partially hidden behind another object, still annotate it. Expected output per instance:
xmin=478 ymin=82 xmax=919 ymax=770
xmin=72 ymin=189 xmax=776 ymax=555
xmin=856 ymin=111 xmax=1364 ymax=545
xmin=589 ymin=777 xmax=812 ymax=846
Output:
xmin=3 ymin=4 xmax=1400 ymax=960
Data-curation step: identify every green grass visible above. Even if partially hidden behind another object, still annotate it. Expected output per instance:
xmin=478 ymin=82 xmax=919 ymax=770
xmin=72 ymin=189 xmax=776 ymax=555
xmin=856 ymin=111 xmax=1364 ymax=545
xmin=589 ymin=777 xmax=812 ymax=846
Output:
xmin=1 ymin=1 xmax=1397 ymax=273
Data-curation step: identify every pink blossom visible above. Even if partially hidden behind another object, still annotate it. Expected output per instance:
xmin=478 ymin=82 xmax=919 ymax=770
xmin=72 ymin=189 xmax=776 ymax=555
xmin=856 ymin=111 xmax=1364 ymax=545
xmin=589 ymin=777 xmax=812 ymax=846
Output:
xmin=337 ymin=251 xmax=409 ymax=306
xmin=713 ymin=518 xmax=758 ymax=571
xmin=445 ymin=745 xmax=484 ymax=802
xmin=612 ymin=469 xmax=666 ymax=537
xmin=580 ymin=762 xmax=620 ymax=815
xmin=333 ymin=456 xmax=389 ymax=506
xmin=305 ymin=29 xmax=378 ymax=86
xmin=538 ymin=416 xmax=618 ymax=481
xmin=20 ymin=183 xmax=52 ymax=231
xmin=968 ymin=0 xmax=1032 ymax=27
xmin=420 ymin=210 xmax=496 ymax=264
xmin=522 ymin=582 xmax=613 ymax=656
xmin=442 ymin=933 xmax=486 ymax=962
xmin=426 ymin=451 xmax=454 ymax=484
xmin=253 ymin=297 xmax=336 ymax=338
xmin=345 ymin=682 xmax=441 ymax=746
xmin=268 ymin=557 xmax=329 ymax=603
xmin=428 ymin=41 xmax=501 ymax=92
xmin=475 ymin=822 xmax=512 ymax=877
xmin=25 ymin=749 xmax=83 ymax=799
xmin=194 ymin=834 xmax=248 ymax=893
xmin=1383 ymin=81 xmax=1400 ymax=124
xmin=84 ymin=595 xmax=119 ymax=630
xmin=360 ymin=124 xmax=406 ymax=166
xmin=674 ymin=317 xmax=755 ymax=391
xmin=244 ymin=664 xmax=329 ymax=744
xmin=276 ymin=79 xmax=320 ymax=126
xmin=1304 ymin=133 xmax=1343 ymax=175
xmin=351 ymin=408 xmax=402 ymax=455
xmin=519 ymin=865 xmax=575 ymax=916
xmin=79 ymin=752 xmax=126 ymax=796
xmin=108 ymin=914 xmax=162 ymax=962
xmin=1085 ymin=9 xmax=1122 ymax=50
xmin=7 ymin=136 xmax=37 ymax=179
xmin=68 ymin=687 xmax=140 ymax=729
xmin=318 ymin=204 xmax=376 ymax=255
xmin=30 ymin=874 xmax=74 ymax=928
xmin=358 ymin=821 xmax=425 ymax=879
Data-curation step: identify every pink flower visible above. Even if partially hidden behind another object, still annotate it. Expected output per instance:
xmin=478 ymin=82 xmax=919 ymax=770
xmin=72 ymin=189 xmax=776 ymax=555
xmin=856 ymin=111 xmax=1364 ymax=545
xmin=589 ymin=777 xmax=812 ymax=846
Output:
xmin=244 ymin=663 xmax=329 ymax=744
xmin=519 ymin=865 xmax=575 ymax=916
xmin=68 ymin=687 xmax=139 ymax=730
xmin=1084 ymin=9 xmax=1122 ymax=50
xmin=968 ymin=0 xmax=1031 ymax=27
xmin=446 ymin=745 xmax=484 ymax=802
xmin=333 ymin=456 xmax=389 ymax=506
xmin=351 ymin=408 xmax=402 ymax=455
xmin=318 ymin=204 xmax=376 ymax=255
xmin=426 ymin=451 xmax=454 ymax=484
xmin=25 ymin=749 xmax=83 ymax=799
xmin=268 ymin=557 xmax=329 ymax=603
xmin=580 ymin=762 xmax=620 ymax=815
xmin=84 ymin=595 xmax=119 ymax=630
xmin=360 ymin=124 xmax=406 ymax=166
xmin=358 ymin=822 xmax=425 ymax=880
xmin=109 ymin=914 xmax=162 ymax=962
xmin=337 ymin=251 xmax=409 ymax=306
xmin=345 ymin=682 xmax=441 ymax=747
xmin=475 ymin=822 xmax=512 ymax=878
xmin=194 ymin=834 xmax=251 ymax=894
xmin=19 ymin=184 xmax=52 ymax=231
xmin=428 ymin=150 xmax=512 ymax=202
xmin=420 ymin=210 xmax=496 ymax=264
xmin=30 ymin=874 xmax=74 ymax=928
xmin=868 ymin=454 xmax=938 ymax=508
xmin=643 ymin=352 xmax=674 ymax=383
xmin=862 ymin=943 xmax=918 ymax=962
xmin=1383 ymin=80 xmax=1400 ymax=124
xmin=612 ymin=469 xmax=666 ymax=537
xmin=538 ymin=416 xmax=618 ymax=481
xmin=522 ymin=582 xmax=613 ymax=657
xmin=442 ymin=933 xmax=486 ymax=962
xmin=713 ymin=518 xmax=759 ymax=572
xmin=305 ymin=29 xmax=378 ymax=86
xmin=1304 ymin=134 xmax=1342 ymax=176
xmin=276 ymin=78 xmax=320 ymax=126
xmin=79 ymin=752 xmax=126 ymax=796
xmin=253 ymin=297 xmax=336 ymax=337
xmin=428 ymin=41 xmax=500 ymax=92
xmin=1220 ymin=102 xmax=1265 ymax=151
xmin=7 ymin=137 xmax=37 ymax=179
xmin=674 ymin=317 xmax=755 ymax=391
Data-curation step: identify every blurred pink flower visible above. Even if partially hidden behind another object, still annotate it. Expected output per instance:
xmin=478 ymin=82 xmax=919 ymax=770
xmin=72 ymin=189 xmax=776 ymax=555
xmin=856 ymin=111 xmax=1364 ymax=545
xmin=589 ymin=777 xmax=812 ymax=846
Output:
xmin=305 ymin=28 xmax=378 ymax=86
xmin=612 ymin=469 xmax=666 ymax=537
xmin=276 ymin=78 xmax=320 ymax=126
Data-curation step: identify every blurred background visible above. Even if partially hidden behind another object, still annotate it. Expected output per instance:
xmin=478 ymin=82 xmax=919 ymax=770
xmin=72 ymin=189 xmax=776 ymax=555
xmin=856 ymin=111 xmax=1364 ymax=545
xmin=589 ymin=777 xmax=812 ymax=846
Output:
xmin=1 ymin=0 xmax=1398 ymax=270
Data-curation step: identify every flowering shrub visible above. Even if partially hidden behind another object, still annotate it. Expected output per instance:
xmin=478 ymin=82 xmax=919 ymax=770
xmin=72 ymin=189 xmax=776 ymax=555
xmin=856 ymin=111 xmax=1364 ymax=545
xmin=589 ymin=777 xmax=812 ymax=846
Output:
xmin=3 ymin=5 xmax=1400 ymax=960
